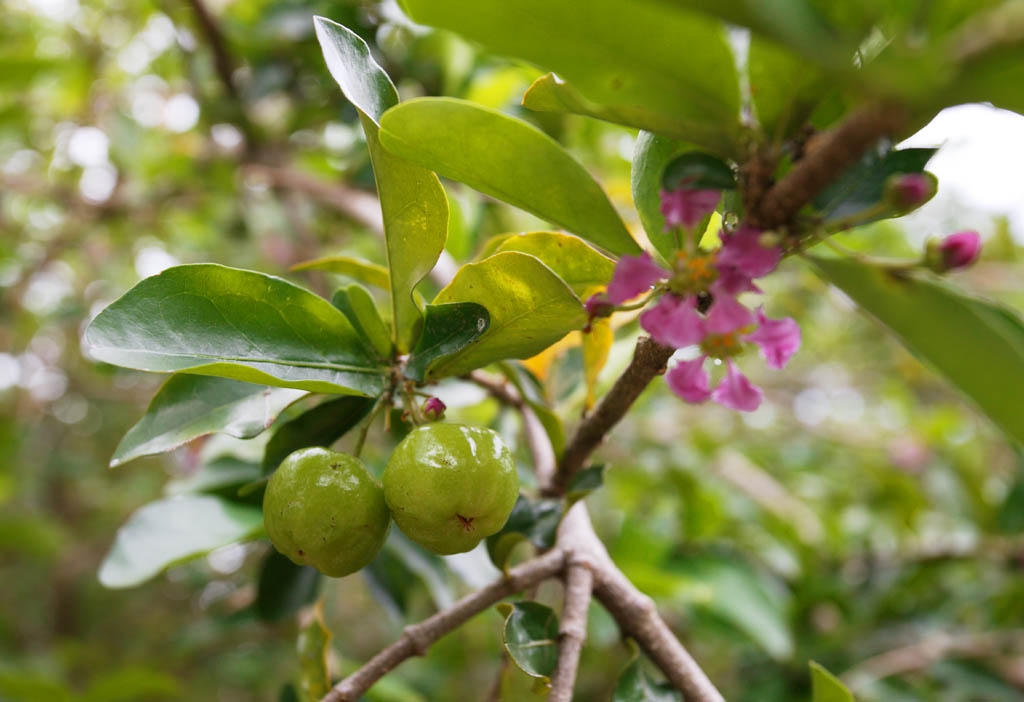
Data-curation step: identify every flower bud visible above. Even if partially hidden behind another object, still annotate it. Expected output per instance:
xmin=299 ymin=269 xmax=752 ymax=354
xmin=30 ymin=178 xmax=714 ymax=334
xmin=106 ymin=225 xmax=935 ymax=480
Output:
xmin=926 ymin=231 xmax=981 ymax=273
xmin=421 ymin=397 xmax=446 ymax=422
xmin=583 ymin=293 xmax=615 ymax=332
xmin=884 ymin=173 xmax=936 ymax=212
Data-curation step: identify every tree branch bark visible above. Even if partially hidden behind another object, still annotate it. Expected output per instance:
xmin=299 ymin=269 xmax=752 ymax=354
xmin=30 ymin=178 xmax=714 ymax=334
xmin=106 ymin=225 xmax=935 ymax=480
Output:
xmin=549 ymin=336 xmax=674 ymax=495
xmin=549 ymin=560 xmax=594 ymax=702
xmin=322 ymin=547 xmax=567 ymax=702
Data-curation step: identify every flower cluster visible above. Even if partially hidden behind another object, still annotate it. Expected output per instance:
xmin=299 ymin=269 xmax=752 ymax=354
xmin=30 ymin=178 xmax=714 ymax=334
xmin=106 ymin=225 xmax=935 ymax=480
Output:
xmin=591 ymin=189 xmax=800 ymax=412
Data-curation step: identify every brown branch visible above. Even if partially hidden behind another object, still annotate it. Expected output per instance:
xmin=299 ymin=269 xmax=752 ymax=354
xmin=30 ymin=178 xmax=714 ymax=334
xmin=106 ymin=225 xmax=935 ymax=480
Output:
xmin=747 ymin=101 xmax=908 ymax=230
xmin=549 ymin=336 xmax=674 ymax=495
xmin=557 ymin=504 xmax=725 ymax=702
xmin=182 ymin=0 xmax=243 ymax=103
xmin=549 ymin=560 xmax=594 ymax=702
xmin=322 ymin=548 xmax=567 ymax=702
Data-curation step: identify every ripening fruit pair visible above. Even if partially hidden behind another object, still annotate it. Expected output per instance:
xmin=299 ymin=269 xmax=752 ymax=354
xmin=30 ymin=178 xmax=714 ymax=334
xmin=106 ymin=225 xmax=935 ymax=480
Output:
xmin=263 ymin=424 xmax=518 ymax=577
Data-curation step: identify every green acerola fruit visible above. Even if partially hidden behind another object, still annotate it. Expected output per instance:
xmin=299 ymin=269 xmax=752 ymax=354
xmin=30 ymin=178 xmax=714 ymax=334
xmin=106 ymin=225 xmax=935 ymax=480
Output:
xmin=383 ymin=424 xmax=518 ymax=555
xmin=263 ymin=447 xmax=390 ymax=577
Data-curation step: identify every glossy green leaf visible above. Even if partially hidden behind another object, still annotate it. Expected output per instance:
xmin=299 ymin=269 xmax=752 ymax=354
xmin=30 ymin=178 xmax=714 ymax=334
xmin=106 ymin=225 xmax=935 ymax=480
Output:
xmin=632 ymin=132 xmax=694 ymax=261
xmin=567 ymin=464 xmax=606 ymax=503
xmin=813 ymin=148 xmax=937 ymax=224
xmin=364 ymin=533 xmax=454 ymax=621
xmin=810 ymin=661 xmax=854 ymax=702
xmin=110 ymin=375 xmax=305 ymax=467
xmin=314 ymin=17 xmax=448 ymax=352
xmin=165 ymin=456 xmax=262 ymax=498
xmin=297 ymin=601 xmax=332 ymax=702
xmin=748 ymin=37 xmax=827 ymax=141
xmin=522 ymin=73 xmax=735 ymax=157
xmin=496 ymin=601 xmax=559 ymax=683
xmin=332 ymin=284 xmax=393 ymax=359
xmin=378 ymin=98 xmax=639 ymax=256
xmin=430 ymin=252 xmax=586 ymax=377
xmin=494 ymin=232 xmax=616 ymax=298
xmin=291 ymin=255 xmax=390 ymax=290
xmin=256 ymin=550 xmax=321 ymax=622
xmin=86 ymin=264 xmax=387 ymax=397
xmin=487 ymin=496 xmax=562 ymax=571
xmin=661 ymin=152 xmax=736 ymax=191
xmin=811 ymin=256 xmax=1024 ymax=446
xmin=404 ymin=302 xmax=490 ymax=382
xmin=98 ymin=495 xmax=264 ymax=588
xmin=401 ymin=0 xmax=741 ymax=157
xmin=262 ymin=396 xmax=375 ymax=474
xmin=613 ymin=652 xmax=681 ymax=702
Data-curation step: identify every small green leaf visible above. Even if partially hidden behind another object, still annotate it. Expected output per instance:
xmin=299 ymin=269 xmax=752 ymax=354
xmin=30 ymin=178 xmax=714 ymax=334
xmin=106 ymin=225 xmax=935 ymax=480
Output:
xmin=262 ymin=396 xmax=375 ymax=474
xmin=613 ymin=649 xmax=681 ymax=702
xmin=291 ymin=255 xmax=390 ymax=290
xmin=314 ymin=16 xmax=448 ymax=352
xmin=378 ymin=98 xmax=640 ymax=256
xmin=494 ymin=232 xmax=615 ymax=298
xmin=256 ymin=550 xmax=321 ymax=622
xmin=632 ymin=132 xmax=694 ymax=261
xmin=661 ymin=152 xmax=736 ymax=191
xmin=111 ymin=375 xmax=305 ymax=467
xmin=86 ymin=264 xmax=387 ymax=396
xmin=404 ymin=302 xmax=490 ymax=382
xmin=811 ymin=256 xmax=1024 ymax=446
xmin=297 ymin=601 xmax=332 ymax=702
xmin=401 ymin=0 xmax=741 ymax=157
xmin=98 ymin=495 xmax=264 ymax=588
xmin=332 ymin=284 xmax=393 ymax=359
xmin=567 ymin=464 xmax=606 ymax=503
xmin=813 ymin=148 xmax=937 ymax=224
xmin=430 ymin=252 xmax=586 ymax=377
xmin=810 ymin=661 xmax=854 ymax=702
xmin=496 ymin=601 xmax=560 ymax=683
xmin=487 ymin=496 xmax=562 ymax=571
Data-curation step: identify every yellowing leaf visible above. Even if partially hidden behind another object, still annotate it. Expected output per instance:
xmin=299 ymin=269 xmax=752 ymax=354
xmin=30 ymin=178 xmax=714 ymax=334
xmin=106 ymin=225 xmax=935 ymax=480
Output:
xmin=582 ymin=318 xmax=613 ymax=410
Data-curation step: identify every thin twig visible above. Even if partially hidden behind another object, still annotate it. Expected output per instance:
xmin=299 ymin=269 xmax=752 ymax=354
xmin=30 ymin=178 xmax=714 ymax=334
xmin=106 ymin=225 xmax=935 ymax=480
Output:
xmin=549 ymin=559 xmax=594 ymax=702
xmin=549 ymin=337 xmax=674 ymax=496
xmin=321 ymin=548 xmax=567 ymax=702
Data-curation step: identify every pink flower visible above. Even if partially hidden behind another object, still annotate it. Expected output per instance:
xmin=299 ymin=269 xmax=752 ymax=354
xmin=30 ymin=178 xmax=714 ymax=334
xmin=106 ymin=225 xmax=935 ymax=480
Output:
xmin=939 ymin=231 xmax=981 ymax=270
xmin=716 ymin=226 xmax=781 ymax=279
xmin=886 ymin=173 xmax=934 ymax=210
xmin=744 ymin=308 xmax=801 ymax=369
xmin=666 ymin=356 xmax=711 ymax=403
xmin=660 ymin=188 xmax=721 ymax=230
xmin=711 ymin=360 xmax=763 ymax=412
xmin=704 ymin=294 xmax=754 ymax=335
xmin=640 ymin=294 xmax=705 ymax=348
xmin=713 ymin=267 xmax=761 ymax=296
xmin=606 ymin=253 xmax=667 ymax=305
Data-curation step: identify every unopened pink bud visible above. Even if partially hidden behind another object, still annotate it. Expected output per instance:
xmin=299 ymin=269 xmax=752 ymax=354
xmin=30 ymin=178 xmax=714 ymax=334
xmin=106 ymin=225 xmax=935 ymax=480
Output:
xmin=885 ymin=173 xmax=935 ymax=210
xmin=939 ymin=231 xmax=981 ymax=270
xmin=422 ymin=397 xmax=446 ymax=421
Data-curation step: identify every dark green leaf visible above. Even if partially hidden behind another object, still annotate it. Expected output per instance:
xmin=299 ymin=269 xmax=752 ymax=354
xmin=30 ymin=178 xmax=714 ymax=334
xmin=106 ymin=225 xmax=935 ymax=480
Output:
xmin=430 ymin=252 xmax=586 ymax=377
xmin=613 ymin=652 xmax=681 ymax=702
xmin=493 ymin=232 xmax=616 ymax=298
xmin=496 ymin=601 xmax=560 ymax=682
xmin=997 ymin=454 xmax=1024 ymax=533
xmin=401 ymin=0 xmax=741 ymax=157
xmin=331 ymin=284 xmax=393 ymax=359
xmin=98 ymin=495 xmax=264 ymax=588
xmin=487 ymin=496 xmax=562 ymax=571
xmin=256 ymin=550 xmax=321 ymax=622
xmin=110 ymin=375 xmax=305 ymax=467
xmin=567 ymin=464 xmax=606 ymax=502
xmin=378 ymin=98 xmax=640 ymax=256
xmin=86 ymin=264 xmax=387 ymax=396
xmin=811 ymin=256 xmax=1024 ymax=446
xmin=810 ymin=661 xmax=854 ymax=702
xmin=404 ymin=302 xmax=490 ymax=382
xmin=813 ymin=148 xmax=937 ymax=224
xmin=314 ymin=17 xmax=448 ymax=352
xmin=661 ymin=152 xmax=736 ymax=191
xmin=364 ymin=533 xmax=454 ymax=621
xmin=262 ymin=396 xmax=375 ymax=474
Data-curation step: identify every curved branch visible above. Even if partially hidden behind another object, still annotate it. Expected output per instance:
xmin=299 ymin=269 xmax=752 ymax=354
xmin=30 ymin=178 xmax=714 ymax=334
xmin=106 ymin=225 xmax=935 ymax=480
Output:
xmin=321 ymin=548 xmax=567 ymax=702
xmin=549 ymin=559 xmax=594 ymax=702
xmin=549 ymin=336 xmax=674 ymax=495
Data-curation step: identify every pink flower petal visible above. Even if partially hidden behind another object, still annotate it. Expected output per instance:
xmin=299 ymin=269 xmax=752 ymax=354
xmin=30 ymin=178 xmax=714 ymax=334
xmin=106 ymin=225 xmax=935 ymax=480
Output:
xmin=744 ymin=308 xmax=801 ymax=369
xmin=716 ymin=225 xmax=781 ymax=279
xmin=712 ymin=266 xmax=761 ymax=296
xmin=704 ymin=294 xmax=754 ymax=335
xmin=660 ymin=188 xmax=721 ymax=230
xmin=711 ymin=360 xmax=763 ymax=412
xmin=606 ymin=252 xmax=667 ymax=305
xmin=640 ymin=295 xmax=705 ymax=348
xmin=666 ymin=356 xmax=711 ymax=403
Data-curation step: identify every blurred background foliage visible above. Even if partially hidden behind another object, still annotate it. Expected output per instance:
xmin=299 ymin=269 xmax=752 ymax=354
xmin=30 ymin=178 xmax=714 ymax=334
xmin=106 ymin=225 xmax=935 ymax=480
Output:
xmin=3 ymin=0 xmax=1024 ymax=700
